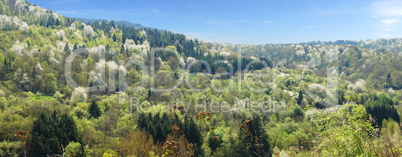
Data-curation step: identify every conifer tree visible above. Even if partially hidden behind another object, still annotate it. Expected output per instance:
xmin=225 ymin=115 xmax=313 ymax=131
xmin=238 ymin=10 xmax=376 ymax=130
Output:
xmin=113 ymin=34 xmax=117 ymax=42
xmin=239 ymin=114 xmax=271 ymax=157
xmin=64 ymin=44 xmax=71 ymax=56
xmin=147 ymin=89 xmax=152 ymax=101
xmin=386 ymin=72 xmax=392 ymax=88
xmin=73 ymin=43 xmax=78 ymax=51
xmin=89 ymin=100 xmax=101 ymax=118
xmin=184 ymin=117 xmax=202 ymax=155
xmin=184 ymin=117 xmax=201 ymax=146
xmin=120 ymin=44 xmax=125 ymax=55
xmin=297 ymin=90 xmax=303 ymax=105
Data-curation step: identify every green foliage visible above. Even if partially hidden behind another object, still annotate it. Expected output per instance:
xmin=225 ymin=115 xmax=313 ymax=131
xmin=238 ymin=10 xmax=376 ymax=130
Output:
xmin=0 ymin=1 xmax=4 ymax=14
xmin=65 ymin=141 xmax=84 ymax=157
xmin=208 ymin=129 xmax=223 ymax=152
xmin=311 ymin=104 xmax=376 ymax=156
xmin=0 ymin=141 xmax=20 ymax=157
xmin=102 ymin=149 xmax=117 ymax=157
xmin=267 ymin=121 xmax=313 ymax=151
xmin=0 ymin=110 xmax=32 ymax=141
xmin=43 ymin=73 xmax=57 ymax=95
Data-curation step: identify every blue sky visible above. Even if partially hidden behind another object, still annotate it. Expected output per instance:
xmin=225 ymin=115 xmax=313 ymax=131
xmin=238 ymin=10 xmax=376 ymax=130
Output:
xmin=29 ymin=0 xmax=402 ymax=44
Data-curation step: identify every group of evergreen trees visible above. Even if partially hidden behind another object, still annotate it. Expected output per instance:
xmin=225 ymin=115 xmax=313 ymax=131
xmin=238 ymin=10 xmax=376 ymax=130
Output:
xmin=138 ymin=112 xmax=176 ymax=143
xmin=137 ymin=111 xmax=203 ymax=155
xmin=28 ymin=112 xmax=84 ymax=157
xmin=365 ymin=101 xmax=400 ymax=127
xmin=137 ymin=110 xmax=272 ymax=157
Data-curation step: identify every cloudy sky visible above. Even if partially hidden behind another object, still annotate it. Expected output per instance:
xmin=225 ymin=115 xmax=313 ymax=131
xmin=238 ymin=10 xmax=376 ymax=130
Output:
xmin=29 ymin=0 xmax=402 ymax=44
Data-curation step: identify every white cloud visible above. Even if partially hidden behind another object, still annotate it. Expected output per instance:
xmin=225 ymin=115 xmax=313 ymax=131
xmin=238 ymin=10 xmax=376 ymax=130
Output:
xmin=381 ymin=18 xmax=400 ymax=25
xmin=377 ymin=18 xmax=400 ymax=32
xmin=372 ymin=0 xmax=402 ymax=17
xmin=371 ymin=1 xmax=402 ymax=37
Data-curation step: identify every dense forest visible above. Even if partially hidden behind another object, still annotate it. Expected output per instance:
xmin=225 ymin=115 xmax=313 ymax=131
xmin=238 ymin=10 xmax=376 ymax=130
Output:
xmin=0 ymin=0 xmax=401 ymax=156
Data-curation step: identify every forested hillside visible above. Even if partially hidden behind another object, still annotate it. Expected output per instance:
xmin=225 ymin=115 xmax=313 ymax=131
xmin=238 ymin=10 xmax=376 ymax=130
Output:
xmin=0 ymin=0 xmax=401 ymax=157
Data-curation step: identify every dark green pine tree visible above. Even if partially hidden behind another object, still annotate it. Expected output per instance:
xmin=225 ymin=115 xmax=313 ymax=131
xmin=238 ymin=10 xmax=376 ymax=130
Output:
xmin=122 ymin=37 xmax=127 ymax=44
xmin=105 ymin=44 xmax=111 ymax=52
xmin=239 ymin=114 xmax=271 ymax=157
xmin=120 ymin=44 xmax=125 ymax=55
xmin=55 ymin=18 xmax=60 ymax=26
xmin=184 ymin=117 xmax=202 ymax=155
xmin=29 ymin=113 xmax=50 ymax=157
xmin=184 ymin=117 xmax=201 ymax=145
xmin=89 ymin=101 xmax=101 ymax=118
xmin=137 ymin=112 xmax=147 ymax=129
xmin=73 ymin=43 xmax=78 ymax=51
xmin=147 ymin=89 xmax=152 ymax=101
xmin=110 ymin=20 xmax=116 ymax=28
xmin=297 ymin=90 xmax=303 ymax=105
xmin=173 ymin=72 xmax=179 ymax=79
xmin=46 ymin=16 xmax=55 ymax=27
xmin=28 ymin=112 xmax=83 ymax=157
xmin=208 ymin=131 xmax=222 ymax=152
xmin=113 ymin=34 xmax=117 ymax=42
xmin=338 ymin=90 xmax=346 ymax=105
xmin=3 ymin=57 xmax=10 ymax=74
xmin=64 ymin=44 xmax=71 ymax=56
xmin=386 ymin=73 xmax=393 ymax=88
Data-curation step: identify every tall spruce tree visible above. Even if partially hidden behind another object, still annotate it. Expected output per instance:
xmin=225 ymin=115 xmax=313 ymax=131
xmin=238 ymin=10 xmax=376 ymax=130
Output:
xmin=89 ymin=101 xmax=101 ymax=118
xmin=64 ymin=44 xmax=71 ymax=56
xmin=184 ymin=117 xmax=202 ymax=155
xmin=239 ymin=114 xmax=271 ymax=157
xmin=184 ymin=117 xmax=201 ymax=146
xmin=386 ymin=73 xmax=393 ymax=88
xmin=297 ymin=90 xmax=303 ymax=105
xmin=120 ymin=44 xmax=125 ymax=55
